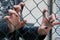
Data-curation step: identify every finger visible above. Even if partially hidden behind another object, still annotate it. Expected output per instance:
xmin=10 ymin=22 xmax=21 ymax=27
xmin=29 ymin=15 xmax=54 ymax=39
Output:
xmin=4 ymin=16 xmax=10 ymax=20
xmin=20 ymin=20 xmax=27 ymax=26
xmin=42 ymin=9 xmax=48 ymax=22
xmin=48 ymin=15 xmax=52 ymax=21
xmin=13 ymin=5 xmax=21 ymax=12
xmin=43 ymin=9 xmax=48 ymax=17
xmin=13 ymin=5 xmax=21 ymax=16
xmin=8 ymin=9 xmax=18 ymax=17
xmin=52 ymin=22 xmax=60 ymax=26
xmin=16 ymin=20 xmax=27 ymax=29
xmin=4 ymin=16 xmax=15 ymax=32
xmin=52 ymin=14 xmax=56 ymax=20
xmin=48 ymin=14 xmax=56 ymax=22
xmin=18 ymin=2 xmax=25 ymax=9
xmin=50 ymin=19 xmax=55 ymax=23
xmin=4 ymin=16 xmax=12 ymax=24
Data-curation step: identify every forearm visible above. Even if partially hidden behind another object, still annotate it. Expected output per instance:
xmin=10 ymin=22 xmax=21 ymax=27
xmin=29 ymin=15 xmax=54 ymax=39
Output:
xmin=38 ymin=25 xmax=52 ymax=35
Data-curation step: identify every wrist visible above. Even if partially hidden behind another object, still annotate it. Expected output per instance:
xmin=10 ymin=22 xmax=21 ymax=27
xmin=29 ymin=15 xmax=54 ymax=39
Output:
xmin=42 ymin=23 xmax=53 ymax=28
xmin=16 ymin=22 xmax=21 ymax=30
xmin=8 ymin=24 xmax=15 ymax=33
xmin=16 ymin=22 xmax=24 ymax=30
xmin=38 ymin=25 xmax=52 ymax=35
xmin=38 ymin=26 xmax=47 ymax=35
xmin=40 ymin=24 xmax=52 ymax=30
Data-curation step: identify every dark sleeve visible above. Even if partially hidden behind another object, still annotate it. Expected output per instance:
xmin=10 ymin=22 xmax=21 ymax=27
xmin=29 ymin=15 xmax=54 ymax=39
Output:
xmin=7 ymin=23 xmax=46 ymax=40
xmin=18 ymin=26 xmax=46 ymax=40
xmin=0 ymin=21 xmax=9 ymax=39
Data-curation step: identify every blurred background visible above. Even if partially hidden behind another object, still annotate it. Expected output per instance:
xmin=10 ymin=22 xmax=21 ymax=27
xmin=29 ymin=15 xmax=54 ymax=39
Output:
xmin=22 ymin=0 xmax=60 ymax=40
xmin=0 ymin=0 xmax=60 ymax=40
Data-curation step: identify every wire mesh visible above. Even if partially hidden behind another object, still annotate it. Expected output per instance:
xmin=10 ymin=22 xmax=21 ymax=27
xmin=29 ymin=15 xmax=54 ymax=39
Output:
xmin=52 ymin=0 xmax=60 ymax=40
xmin=0 ymin=0 xmax=60 ymax=40
xmin=0 ymin=0 xmax=50 ymax=40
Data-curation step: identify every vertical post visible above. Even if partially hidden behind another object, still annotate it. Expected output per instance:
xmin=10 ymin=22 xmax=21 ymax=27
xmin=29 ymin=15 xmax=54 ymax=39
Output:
xmin=48 ymin=0 xmax=53 ymax=40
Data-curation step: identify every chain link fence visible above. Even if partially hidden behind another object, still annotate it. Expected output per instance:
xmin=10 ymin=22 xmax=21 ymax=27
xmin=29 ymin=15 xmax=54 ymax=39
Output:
xmin=52 ymin=0 xmax=60 ymax=40
xmin=0 ymin=0 xmax=60 ymax=40
xmin=23 ymin=0 xmax=60 ymax=40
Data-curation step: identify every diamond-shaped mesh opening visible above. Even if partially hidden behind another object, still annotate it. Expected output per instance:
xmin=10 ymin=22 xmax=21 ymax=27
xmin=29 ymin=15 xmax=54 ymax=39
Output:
xmin=52 ymin=0 xmax=60 ymax=40
xmin=1 ymin=0 xmax=60 ymax=40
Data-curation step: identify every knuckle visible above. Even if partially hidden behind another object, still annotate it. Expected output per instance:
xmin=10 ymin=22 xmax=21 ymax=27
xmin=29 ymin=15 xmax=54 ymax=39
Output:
xmin=19 ymin=2 xmax=25 ymax=6
xmin=14 ymin=5 xmax=21 ymax=9
xmin=4 ymin=16 xmax=9 ymax=19
xmin=8 ymin=9 xmax=16 ymax=14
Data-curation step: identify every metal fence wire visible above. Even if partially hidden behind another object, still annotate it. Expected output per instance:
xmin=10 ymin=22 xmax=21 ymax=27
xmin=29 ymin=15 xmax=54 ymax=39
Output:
xmin=0 ymin=0 xmax=60 ymax=40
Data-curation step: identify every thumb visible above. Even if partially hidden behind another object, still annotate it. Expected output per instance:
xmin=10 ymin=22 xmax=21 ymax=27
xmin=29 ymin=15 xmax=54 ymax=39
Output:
xmin=20 ymin=20 xmax=27 ymax=26
xmin=4 ymin=16 xmax=15 ymax=32
xmin=16 ymin=20 xmax=27 ymax=30
xmin=4 ymin=16 xmax=12 ymax=24
xmin=4 ymin=16 xmax=10 ymax=20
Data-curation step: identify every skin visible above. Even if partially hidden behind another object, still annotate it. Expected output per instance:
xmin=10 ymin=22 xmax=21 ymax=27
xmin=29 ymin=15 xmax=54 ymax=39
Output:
xmin=38 ymin=10 xmax=60 ymax=35
xmin=4 ymin=2 xmax=60 ymax=35
xmin=4 ymin=2 xmax=26 ymax=32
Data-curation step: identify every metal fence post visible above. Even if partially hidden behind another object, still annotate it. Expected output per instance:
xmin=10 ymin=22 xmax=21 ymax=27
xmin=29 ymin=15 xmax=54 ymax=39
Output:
xmin=48 ymin=0 xmax=53 ymax=40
